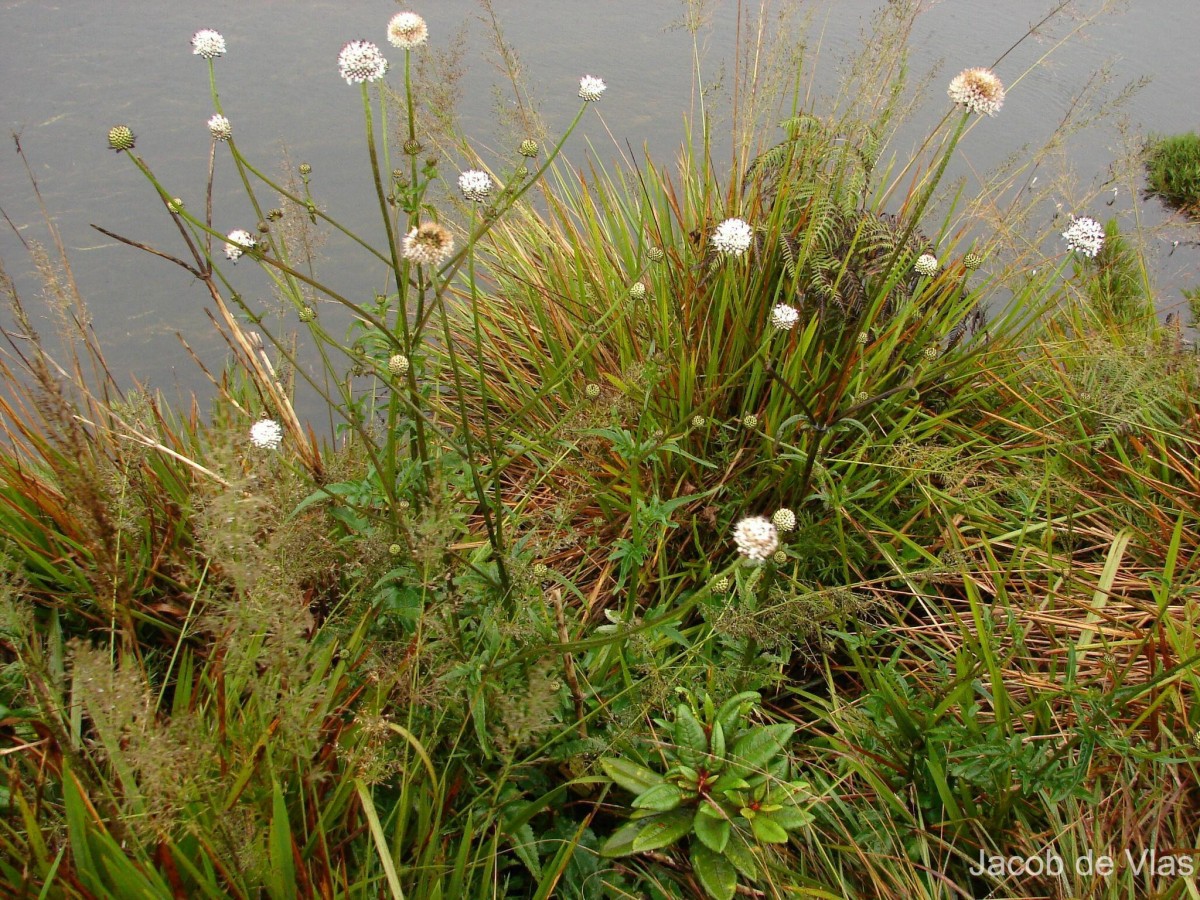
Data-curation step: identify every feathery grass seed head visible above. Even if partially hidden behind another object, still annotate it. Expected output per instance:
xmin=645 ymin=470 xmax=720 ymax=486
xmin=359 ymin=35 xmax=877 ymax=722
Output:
xmin=191 ymin=29 xmax=226 ymax=59
xmin=387 ymin=12 xmax=428 ymax=49
xmin=733 ymin=516 xmax=778 ymax=563
xmin=338 ymin=40 xmax=388 ymax=84
xmin=948 ymin=67 xmax=1005 ymax=116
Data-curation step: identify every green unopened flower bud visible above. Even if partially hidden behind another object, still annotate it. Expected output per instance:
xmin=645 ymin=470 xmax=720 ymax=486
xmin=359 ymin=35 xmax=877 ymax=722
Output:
xmin=388 ymin=543 xmax=403 ymax=556
xmin=711 ymin=576 xmax=730 ymax=594
xmin=691 ymin=415 xmax=705 ymax=428
xmin=107 ymin=125 xmax=135 ymax=151
xmin=772 ymin=550 xmax=787 ymax=564
xmin=532 ymin=563 xmax=550 ymax=578
xmin=647 ymin=246 xmax=665 ymax=262
xmin=772 ymin=508 xmax=797 ymax=532
xmin=628 ymin=282 xmax=647 ymax=301
xmin=519 ymin=139 xmax=539 ymax=158
xmin=742 ymin=414 xmax=758 ymax=429
xmin=923 ymin=345 xmax=939 ymax=361
xmin=298 ymin=305 xmax=316 ymax=322
xmin=585 ymin=383 xmax=601 ymax=399
xmin=963 ymin=251 xmax=983 ymax=270
xmin=168 ymin=198 xmax=184 ymax=213
xmin=398 ymin=499 xmax=411 ymax=511
xmin=403 ymin=139 xmax=422 ymax=156
xmin=388 ymin=354 xmax=410 ymax=377
xmin=856 ymin=390 xmax=869 ymax=403
xmin=298 ymin=163 xmax=312 ymax=176
xmin=266 ymin=208 xmax=283 ymax=221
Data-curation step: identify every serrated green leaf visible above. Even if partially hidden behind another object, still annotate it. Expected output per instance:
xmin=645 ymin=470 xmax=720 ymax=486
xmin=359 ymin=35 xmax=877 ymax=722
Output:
xmin=691 ymin=842 xmax=738 ymax=900
xmin=722 ymin=832 xmax=761 ymax=881
xmin=599 ymin=820 xmax=644 ymax=858
xmin=630 ymin=808 xmax=693 ymax=853
xmin=632 ymin=783 xmax=683 ymax=812
xmin=749 ymin=814 xmax=790 ymax=844
xmin=693 ymin=807 xmax=731 ymax=853
xmin=601 ymin=757 xmax=665 ymax=795
xmin=675 ymin=704 xmax=708 ymax=767
xmin=715 ymin=692 xmax=761 ymax=738
xmin=764 ymin=805 xmax=814 ymax=832
xmin=728 ymin=724 xmax=795 ymax=778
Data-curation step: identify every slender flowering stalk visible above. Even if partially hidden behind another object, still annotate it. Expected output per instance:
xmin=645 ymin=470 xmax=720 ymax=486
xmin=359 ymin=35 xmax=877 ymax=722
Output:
xmin=711 ymin=217 xmax=753 ymax=258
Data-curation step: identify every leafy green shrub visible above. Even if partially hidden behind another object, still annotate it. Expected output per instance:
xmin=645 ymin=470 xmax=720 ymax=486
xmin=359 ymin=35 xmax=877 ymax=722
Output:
xmin=1145 ymin=131 xmax=1200 ymax=215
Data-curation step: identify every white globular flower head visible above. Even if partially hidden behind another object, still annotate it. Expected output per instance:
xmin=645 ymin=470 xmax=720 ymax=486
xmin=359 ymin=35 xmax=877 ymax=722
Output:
xmin=1062 ymin=215 xmax=1105 ymax=258
xmin=770 ymin=303 xmax=800 ymax=331
xmin=914 ymin=253 xmax=939 ymax=277
xmin=387 ymin=12 xmax=428 ymax=49
xmin=947 ymin=67 xmax=1005 ymax=116
xmin=224 ymin=229 xmax=256 ymax=262
xmin=733 ymin=516 xmax=779 ymax=564
xmin=711 ymin=218 xmax=753 ymax=258
xmin=771 ymin=508 xmax=797 ymax=532
xmin=402 ymin=222 xmax=455 ymax=267
xmin=338 ymin=40 xmax=389 ymax=85
xmin=249 ymin=419 xmax=283 ymax=450
xmin=192 ymin=29 xmax=226 ymax=59
xmin=458 ymin=170 xmax=493 ymax=202
xmin=207 ymin=114 xmax=232 ymax=141
xmin=578 ymin=75 xmax=607 ymax=102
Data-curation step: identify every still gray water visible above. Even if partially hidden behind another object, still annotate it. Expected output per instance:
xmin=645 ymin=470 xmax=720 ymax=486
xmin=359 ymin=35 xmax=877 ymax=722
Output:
xmin=2 ymin=0 xmax=1198 ymax=411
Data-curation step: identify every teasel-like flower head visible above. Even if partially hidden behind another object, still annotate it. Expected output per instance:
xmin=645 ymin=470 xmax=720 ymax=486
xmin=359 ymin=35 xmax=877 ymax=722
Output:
xmin=519 ymin=139 xmax=539 ymax=158
xmin=458 ymin=169 xmax=492 ymax=202
xmin=733 ymin=516 xmax=778 ymax=564
xmin=224 ymin=229 xmax=256 ymax=262
xmin=947 ymin=67 xmax=1005 ymax=116
xmin=107 ymin=125 xmax=135 ymax=152
xmin=914 ymin=253 xmax=939 ymax=276
xmin=387 ymin=12 xmax=428 ymax=49
xmin=578 ymin=75 xmax=606 ymax=102
xmin=963 ymin=251 xmax=984 ymax=270
xmin=192 ymin=29 xmax=226 ymax=59
xmin=402 ymin=222 xmax=455 ymax=267
xmin=711 ymin=217 xmax=753 ymax=258
xmin=338 ymin=40 xmax=388 ymax=84
xmin=628 ymin=282 xmax=647 ymax=301
xmin=207 ymin=114 xmax=232 ymax=141
xmin=770 ymin=303 xmax=799 ymax=331
xmin=585 ymin=383 xmax=601 ymax=400
xmin=249 ymin=418 xmax=283 ymax=450
xmin=711 ymin=575 xmax=730 ymax=595
xmin=1062 ymin=215 xmax=1105 ymax=258
xmin=772 ymin=508 xmax=797 ymax=532
xmin=742 ymin=414 xmax=758 ymax=429
xmin=647 ymin=245 xmax=665 ymax=262
xmin=388 ymin=354 xmax=410 ymax=377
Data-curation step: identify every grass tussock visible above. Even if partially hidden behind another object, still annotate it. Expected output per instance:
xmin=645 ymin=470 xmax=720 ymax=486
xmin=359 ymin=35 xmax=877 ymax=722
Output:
xmin=2 ymin=3 xmax=1198 ymax=899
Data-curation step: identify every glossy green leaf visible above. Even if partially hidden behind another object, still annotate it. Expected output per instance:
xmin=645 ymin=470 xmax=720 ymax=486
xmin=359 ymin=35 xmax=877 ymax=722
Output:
xmin=693 ymin=807 xmax=731 ymax=853
xmin=749 ymin=814 xmax=790 ymax=844
xmin=709 ymin=719 xmax=726 ymax=766
xmin=674 ymin=703 xmax=709 ymax=767
xmin=691 ymin=842 xmax=739 ymax=900
xmin=601 ymin=757 xmax=665 ymax=795
xmin=600 ymin=820 xmax=645 ymax=858
xmin=715 ymin=691 xmax=761 ymax=739
xmin=765 ymin=805 xmax=814 ymax=832
xmin=722 ymin=832 xmax=761 ymax=881
xmin=630 ymin=808 xmax=694 ymax=853
xmin=728 ymin=724 xmax=795 ymax=778
xmin=632 ymin=782 xmax=684 ymax=812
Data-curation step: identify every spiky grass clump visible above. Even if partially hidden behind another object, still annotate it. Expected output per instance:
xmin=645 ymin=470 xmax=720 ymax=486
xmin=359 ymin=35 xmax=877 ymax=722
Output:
xmin=1145 ymin=131 xmax=1200 ymax=216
